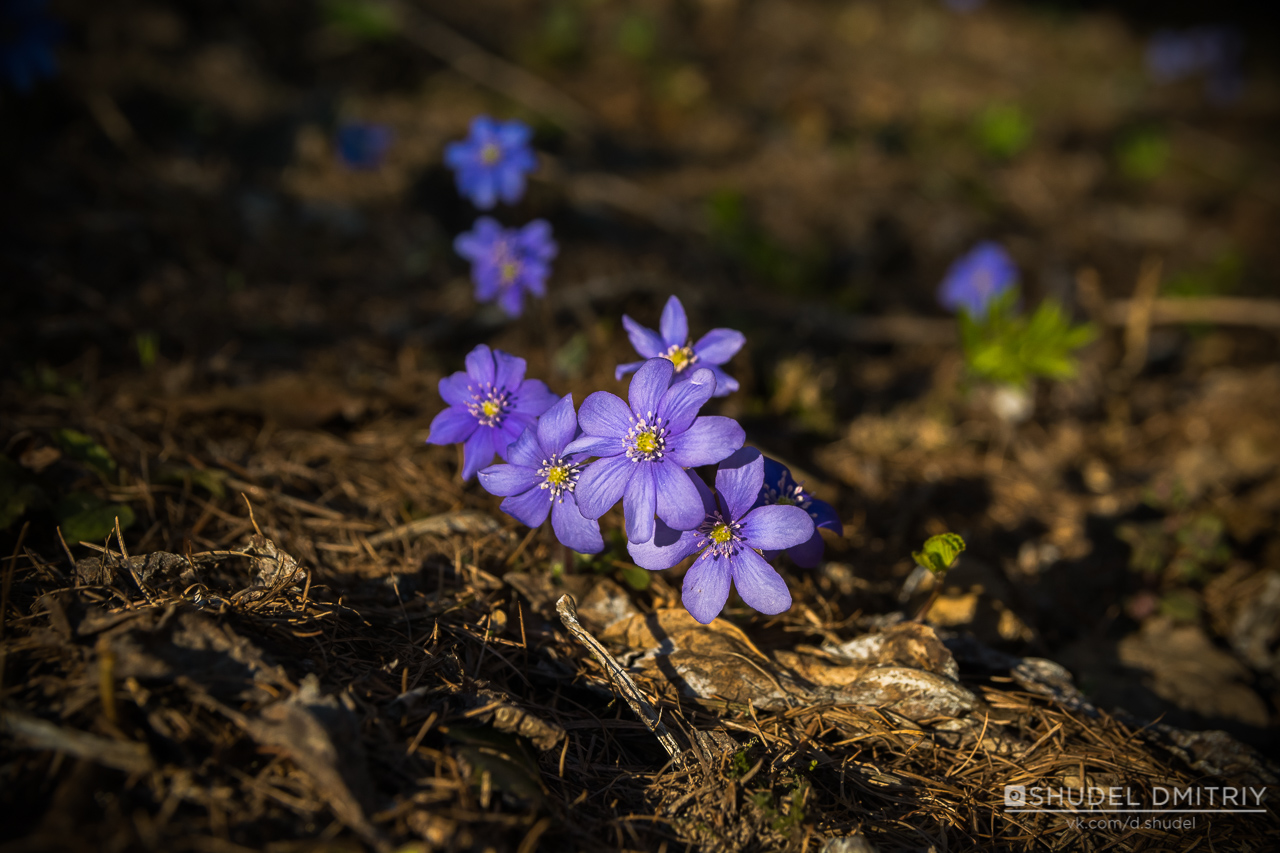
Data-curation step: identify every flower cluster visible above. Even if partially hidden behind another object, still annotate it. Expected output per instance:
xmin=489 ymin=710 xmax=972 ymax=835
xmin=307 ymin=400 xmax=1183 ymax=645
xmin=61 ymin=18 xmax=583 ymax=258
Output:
xmin=444 ymin=116 xmax=550 ymax=318
xmin=427 ymin=297 xmax=833 ymax=623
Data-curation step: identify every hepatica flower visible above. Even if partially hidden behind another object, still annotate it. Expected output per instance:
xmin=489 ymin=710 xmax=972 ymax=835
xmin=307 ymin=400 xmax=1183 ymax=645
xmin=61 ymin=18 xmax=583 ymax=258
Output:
xmin=444 ymin=115 xmax=538 ymax=209
xmin=335 ymin=122 xmax=393 ymax=170
xmin=754 ymin=457 xmax=842 ymax=568
xmin=455 ymin=218 xmax=557 ymax=318
xmin=427 ymin=344 xmax=558 ymax=481
xmin=566 ymin=358 xmax=745 ymax=545
xmin=628 ymin=448 xmax=814 ymax=624
xmin=1 ymin=0 xmax=61 ymax=93
xmin=616 ymin=295 xmax=745 ymax=397
xmin=478 ymin=395 xmax=603 ymax=553
xmin=1146 ymin=27 xmax=1242 ymax=103
xmin=938 ymin=241 xmax=1017 ymax=317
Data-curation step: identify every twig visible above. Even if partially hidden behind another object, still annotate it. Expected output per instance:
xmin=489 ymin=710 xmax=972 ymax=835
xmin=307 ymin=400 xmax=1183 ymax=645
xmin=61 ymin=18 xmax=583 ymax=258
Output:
xmin=1108 ymin=296 xmax=1280 ymax=329
xmin=1 ymin=521 xmax=29 ymax=639
xmin=555 ymin=594 xmax=683 ymax=766
xmin=390 ymin=2 xmax=595 ymax=138
xmin=1122 ymin=256 xmax=1163 ymax=376
xmin=364 ymin=510 xmax=499 ymax=547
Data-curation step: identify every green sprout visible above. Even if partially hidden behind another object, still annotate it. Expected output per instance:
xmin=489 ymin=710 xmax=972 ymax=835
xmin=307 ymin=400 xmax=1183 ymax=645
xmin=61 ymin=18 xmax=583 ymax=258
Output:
xmin=913 ymin=533 xmax=966 ymax=577
xmin=960 ymin=290 xmax=1097 ymax=389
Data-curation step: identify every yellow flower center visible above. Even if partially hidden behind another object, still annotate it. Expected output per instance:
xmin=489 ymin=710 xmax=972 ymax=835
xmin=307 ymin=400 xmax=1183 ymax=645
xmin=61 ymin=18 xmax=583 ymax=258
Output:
xmin=480 ymin=143 xmax=501 ymax=164
xmin=664 ymin=344 xmax=697 ymax=372
xmin=482 ymin=400 xmax=500 ymax=418
xmin=500 ymin=261 xmax=520 ymax=283
xmin=709 ymin=523 xmax=732 ymax=545
xmin=546 ymin=466 xmax=570 ymax=486
xmin=634 ymin=431 xmax=658 ymax=454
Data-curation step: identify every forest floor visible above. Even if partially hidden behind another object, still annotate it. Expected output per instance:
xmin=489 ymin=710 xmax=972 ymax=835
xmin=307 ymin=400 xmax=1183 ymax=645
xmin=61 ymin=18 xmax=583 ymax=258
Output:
xmin=2 ymin=1 xmax=1279 ymax=851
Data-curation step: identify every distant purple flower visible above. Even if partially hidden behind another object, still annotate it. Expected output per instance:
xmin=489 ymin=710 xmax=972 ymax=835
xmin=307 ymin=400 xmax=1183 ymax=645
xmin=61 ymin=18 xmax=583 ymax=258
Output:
xmin=455 ymin=218 xmax=557 ymax=318
xmin=1 ymin=0 xmax=60 ymax=93
xmin=478 ymin=395 xmax=603 ymax=553
xmin=427 ymin=344 xmax=559 ymax=481
xmin=628 ymin=448 xmax=814 ymax=624
xmin=1146 ymin=26 xmax=1243 ymax=103
xmin=754 ymin=457 xmax=842 ymax=568
xmin=615 ymin=295 xmax=745 ymax=397
xmin=938 ymin=241 xmax=1017 ymax=317
xmin=565 ymin=358 xmax=745 ymax=545
xmin=336 ymin=122 xmax=393 ymax=170
xmin=444 ymin=116 xmax=538 ymax=209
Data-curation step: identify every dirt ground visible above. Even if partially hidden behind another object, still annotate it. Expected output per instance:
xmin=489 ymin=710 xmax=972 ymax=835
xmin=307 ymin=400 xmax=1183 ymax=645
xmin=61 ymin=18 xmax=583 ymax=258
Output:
xmin=2 ymin=1 xmax=1279 ymax=851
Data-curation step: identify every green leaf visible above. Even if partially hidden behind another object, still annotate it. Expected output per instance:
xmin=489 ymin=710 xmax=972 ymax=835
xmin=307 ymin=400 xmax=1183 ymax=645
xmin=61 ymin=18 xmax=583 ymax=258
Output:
xmin=321 ymin=0 xmax=398 ymax=41
xmin=912 ymin=533 xmax=966 ymax=576
xmin=53 ymin=429 xmax=117 ymax=479
xmin=155 ymin=465 xmax=227 ymax=499
xmin=56 ymin=493 xmax=135 ymax=546
xmin=618 ymin=564 xmax=651 ymax=591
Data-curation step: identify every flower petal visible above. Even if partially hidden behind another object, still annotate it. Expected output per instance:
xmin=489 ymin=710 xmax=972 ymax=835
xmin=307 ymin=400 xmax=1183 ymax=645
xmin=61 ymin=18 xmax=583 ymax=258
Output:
xmin=740 ymin=504 xmax=814 ymax=551
xmin=512 ymin=379 xmax=558 ymax=417
xmin=460 ymin=427 xmax=497 ymax=481
xmin=786 ymin=531 xmax=826 ymax=569
xmin=477 ymin=460 xmax=540 ymax=497
xmin=622 ymin=315 xmax=665 ymax=359
xmin=500 ymin=486 xmax=552 ymax=528
xmin=427 ymin=406 xmax=477 ymax=446
xmin=614 ymin=360 xmax=644 ymax=381
xmin=505 ymin=427 xmax=543 ymax=468
xmin=627 ymin=521 xmax=701 ymax=571
xmin=536 ymin=394 xmax=578 ymax=456
xmin=563 ymin=434 xmax=625 ymax=458
xmin=729 ymin=548 xmax=792 ymax=616
xmin=493 ymin=349 xmax=527 ymax=391
xmin=659 ymin=295 xmax=688 ymax=347
xmin=628 ymin=358 xmax=674 ymax=419
xmin=657 ymin=367 xmax=715 ymax=435
xmin=464 ymin=344 xmax=495 ymax=386
xmin=574 ymin=455 xmax=633 ymax=520
xmin=665 ymin=416 xmax=745 ymax=467
xmin=437 ymin=372 xmax=472 ymax=407
xmin=692 ymin=328 xmax=745 ymax=365
xmin=551 ymin=497 xmax=604 ymax=554
xmin=623 ymin=466 xmax=657 ymax=544
xmin=682 ymin=554 xmax=733 ymax=624
xmin=705 ymin=365 xmax=739 ymax=398
xmin=578 ymin=390 xmax=633 ymax=439
xmin=498 ymin=284 xmax=525 ymax=317
xmin=653 ymin=462 xmax=707 ymax=531
xmin=715 ymin=448 xmax=764 ymax=520
xmin=809 ymin=498 xmax=843 ymax=534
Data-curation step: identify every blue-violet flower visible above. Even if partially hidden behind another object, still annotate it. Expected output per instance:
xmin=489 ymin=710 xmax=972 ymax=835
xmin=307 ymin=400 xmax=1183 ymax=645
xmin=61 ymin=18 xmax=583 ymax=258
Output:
xmin=1 ymin=0 xmax=60 ymax=93
xmin=754 ymin=457 xmax=842 ymax=568
xmin=336 ymin=122 xmax=393 ymax=170
xmin=427 ymin=344 xmax=559 ymax=481
xmin=565 ymin=357 xmax=745 ymax=545
xmin=444 ymin=115 xmax=538 ymax=209
xmin=937 ymin=241 xmax=1017 ymax=317
xmin=455 ymin=218 xmax=557 ymax=318
xmin=478 ymin=395 xmax=603 ymax=554
xmin=615 ymin=295 xmax=745 ymax=397
xmin=628 ymin=448 xmax=814 ymax=624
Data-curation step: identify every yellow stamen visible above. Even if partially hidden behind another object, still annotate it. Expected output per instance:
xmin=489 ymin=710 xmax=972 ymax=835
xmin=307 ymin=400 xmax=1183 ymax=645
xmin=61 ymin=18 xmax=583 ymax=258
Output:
xmin=635 ymin=432 xmax=658 ymax=454
xmin=482 ymin=401 xmax=500 ymax=418
xmin=710 ymin=523 xmax=731 ymax=544
xmin=547 ymin=466 xmax=569 ymax=486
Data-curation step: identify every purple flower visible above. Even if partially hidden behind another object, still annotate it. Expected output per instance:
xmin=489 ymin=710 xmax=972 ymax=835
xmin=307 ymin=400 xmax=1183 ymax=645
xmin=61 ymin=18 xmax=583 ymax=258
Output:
xmin=478 ymin=395 xmax=603 ymax=554
xmin=628 ymin=448 xmax=814 ymax=624
xmin=336 ymin=122 xmax=393 ymax=170
xmin=427 ymin=344 xmax=559 ymax=481
xmin=1145 ymin=27 xmax=1243 ymax=104
xmin=565 ymin=357 xmax=745 ymax=545
xmin=444 ymin=115 xmax=538 ymax=209
xmin=455 ymin=218 xmax=557 ymax=318
xmin=615 ymin=295 xmax=745 ymax=397
xmin=754 ymin=457 xmax=842 ymax=568
xmin=1 ymin=0 xmax=60 ymax=93
xmin=937 ymin=241 xmax=1017 ymax=317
